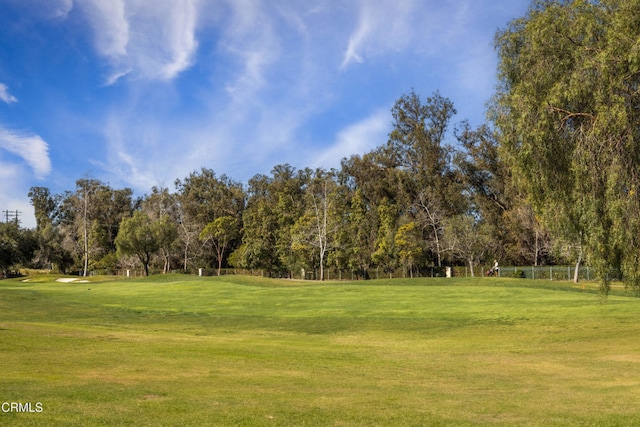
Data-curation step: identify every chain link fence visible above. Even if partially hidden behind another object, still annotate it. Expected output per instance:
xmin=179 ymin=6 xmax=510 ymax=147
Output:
xmin=109 ymin=265 xmax=601 ymax=282
xmin=463 ymin=265 xmax=592 ymax=281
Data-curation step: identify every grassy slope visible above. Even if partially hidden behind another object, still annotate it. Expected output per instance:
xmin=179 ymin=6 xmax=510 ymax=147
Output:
xmin=1 ymin=274 xmax=640 ymax=426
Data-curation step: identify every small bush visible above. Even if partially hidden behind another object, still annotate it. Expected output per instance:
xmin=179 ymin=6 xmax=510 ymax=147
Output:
xmin=512 ymin=269 xmax=525 ymax=279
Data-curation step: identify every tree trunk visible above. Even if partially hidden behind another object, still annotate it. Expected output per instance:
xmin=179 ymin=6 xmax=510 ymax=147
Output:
xmin=83 ymin=187 xmax=89 ymax=277
xmin=183 ymin=245 xmax=189 ymax=272
xmin=534 ymin=230 xmax=539 ymax=267
xmin=574 ymin=248 xmax=582 ymax=284
xmin=431 ymin=220 xmax=442 ymax=267
xmin=141 ymin=253 xmax=150 ymax=276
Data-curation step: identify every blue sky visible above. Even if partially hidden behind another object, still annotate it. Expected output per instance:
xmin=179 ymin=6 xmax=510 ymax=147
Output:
xmin=0 ymin=0 xmax=531 ymax=228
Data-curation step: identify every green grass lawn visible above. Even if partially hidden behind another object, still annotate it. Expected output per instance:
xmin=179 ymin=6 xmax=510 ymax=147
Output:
xmin=1 ymin=274 xmax=640 ymax=426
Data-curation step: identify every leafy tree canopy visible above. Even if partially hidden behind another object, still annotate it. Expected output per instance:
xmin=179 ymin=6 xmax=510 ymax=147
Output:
xmin=493 ymin=0 xmax=640 ymax=292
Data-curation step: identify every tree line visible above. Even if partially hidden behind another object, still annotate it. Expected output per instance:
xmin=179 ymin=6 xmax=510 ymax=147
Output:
xmin=2 ymin=1 xmax=639 ymax=294
xmin=3 ymin=90 xmax=549 ymax=281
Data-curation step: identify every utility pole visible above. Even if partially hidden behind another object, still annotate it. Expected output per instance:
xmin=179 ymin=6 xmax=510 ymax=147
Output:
xmin=2 ymin=210 xmax=21 ymax=224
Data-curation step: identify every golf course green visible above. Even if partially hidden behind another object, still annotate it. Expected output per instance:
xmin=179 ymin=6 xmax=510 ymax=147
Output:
xmin=1 ymin=274 xmax=639 ymax=426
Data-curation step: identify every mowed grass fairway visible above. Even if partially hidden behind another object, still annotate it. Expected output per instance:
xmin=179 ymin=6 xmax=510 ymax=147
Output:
xmin=1 ymin=275 xmax=640 ymax=426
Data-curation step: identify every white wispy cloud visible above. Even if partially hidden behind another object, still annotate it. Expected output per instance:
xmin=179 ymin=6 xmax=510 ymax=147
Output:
xmin=341 ymin=0 xmax=416 ymax=69
xmin=79 ymin=0 xmax=128 ymax=57
xmin=11 ymin=0 xmax=74 ymax=20
xmin=218 ymin=0 xmax=280 ymax=99
xmin=339 ymin=0 xmax=490 ymax=70
xmin=98 ymin=115 xmax=159 ymax=190
xmin=0 ymin=83 xmax=17 ymax=104
xmin=312 ymin=109 xmax=390 ymax=170
xmin=77 ymin=0 xmax=199 ymax=83
xmin=126 ymin=0 xmax=199 ymax=81
xmin=50 ymin=0 xmax=74 ymax=19
xmin=341 ymin=8 xmax=370 ymax=67
xmin=0 ymin=126 xmax=52 ymax=179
